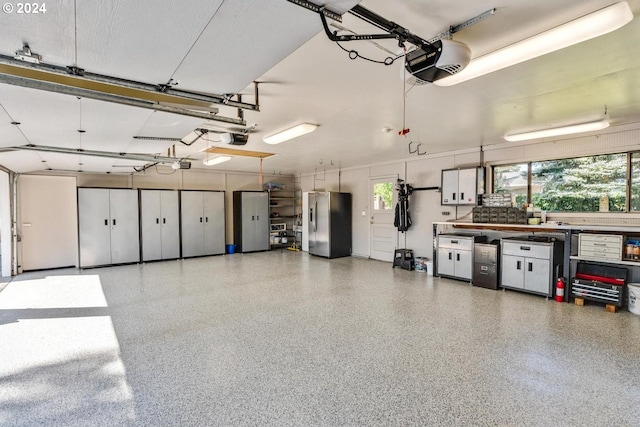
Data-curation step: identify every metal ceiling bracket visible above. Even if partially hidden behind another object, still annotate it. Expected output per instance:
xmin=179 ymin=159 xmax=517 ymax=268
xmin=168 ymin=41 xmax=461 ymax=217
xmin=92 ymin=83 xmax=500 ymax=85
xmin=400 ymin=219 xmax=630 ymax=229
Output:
xmin=286 ymin=0 xmax=342 ymax=22
xmin=427 ymin=8 xmax=496 ymax=44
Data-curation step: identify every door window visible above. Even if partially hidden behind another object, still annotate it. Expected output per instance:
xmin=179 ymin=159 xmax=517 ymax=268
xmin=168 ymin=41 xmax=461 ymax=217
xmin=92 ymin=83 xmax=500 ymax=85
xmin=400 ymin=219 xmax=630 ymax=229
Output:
xmin=373 ymin=182 xmax=393 ymax=211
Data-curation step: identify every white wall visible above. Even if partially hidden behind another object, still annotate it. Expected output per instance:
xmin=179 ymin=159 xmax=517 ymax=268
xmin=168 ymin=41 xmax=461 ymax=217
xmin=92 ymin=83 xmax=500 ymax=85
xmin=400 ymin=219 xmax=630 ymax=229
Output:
xmin=30 ymin=167 xmax=294 ymax=251
xmin=299 ymin=125 xmax=640 ymax=261
xmin=18 ymin=175 xmax=78 ymax=271
xmin=18 ymin=125 xmax=640 ymax=269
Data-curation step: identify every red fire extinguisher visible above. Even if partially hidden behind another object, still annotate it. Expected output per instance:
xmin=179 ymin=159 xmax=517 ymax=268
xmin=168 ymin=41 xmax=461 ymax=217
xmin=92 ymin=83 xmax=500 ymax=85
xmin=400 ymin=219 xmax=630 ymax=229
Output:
xmin=555 ymin=277 xmax=565 ymax=302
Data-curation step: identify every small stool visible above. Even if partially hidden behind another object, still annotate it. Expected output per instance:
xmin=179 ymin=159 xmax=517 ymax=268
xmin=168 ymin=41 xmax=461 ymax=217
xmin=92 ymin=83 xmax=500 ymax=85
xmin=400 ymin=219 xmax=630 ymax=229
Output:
xmin=393 ymin=249 xmax=414 ymax=271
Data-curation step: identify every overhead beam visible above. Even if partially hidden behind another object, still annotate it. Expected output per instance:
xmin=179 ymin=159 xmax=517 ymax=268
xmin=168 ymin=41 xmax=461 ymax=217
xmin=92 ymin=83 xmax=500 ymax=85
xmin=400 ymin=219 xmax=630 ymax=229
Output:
xmin=1 ymin=144 xmax=185 ymax=164
xmin=0 ymin=54 xmax=261 ymax=125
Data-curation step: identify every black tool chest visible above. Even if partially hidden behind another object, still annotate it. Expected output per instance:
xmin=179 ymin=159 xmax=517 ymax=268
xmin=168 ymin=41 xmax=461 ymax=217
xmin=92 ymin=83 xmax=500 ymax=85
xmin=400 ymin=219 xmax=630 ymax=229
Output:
xmin=571 ymin=262 xmax=627 ymax=307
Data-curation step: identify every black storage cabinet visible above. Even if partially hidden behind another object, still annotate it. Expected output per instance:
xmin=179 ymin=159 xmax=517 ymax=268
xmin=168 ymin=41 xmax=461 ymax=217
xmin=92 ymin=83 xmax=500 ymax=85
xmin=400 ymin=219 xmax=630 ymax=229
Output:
xmin=473 ymin=241 xmax=500 ymax=289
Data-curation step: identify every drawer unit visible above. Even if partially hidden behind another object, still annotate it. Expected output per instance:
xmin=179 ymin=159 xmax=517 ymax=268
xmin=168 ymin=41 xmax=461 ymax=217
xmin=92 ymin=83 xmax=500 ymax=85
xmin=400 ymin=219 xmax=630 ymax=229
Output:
xmin=502 ymin=240 xmax=551 ymax=259
xmin=438 ymin=235 xmax=475 ymax=251
xmin=578 ymin=233 xmax=622 ymax=261
xmin=473 ymin=242 xmax=500 ymax=290
xmin=436 ymin=234 xmax=487 ymax=281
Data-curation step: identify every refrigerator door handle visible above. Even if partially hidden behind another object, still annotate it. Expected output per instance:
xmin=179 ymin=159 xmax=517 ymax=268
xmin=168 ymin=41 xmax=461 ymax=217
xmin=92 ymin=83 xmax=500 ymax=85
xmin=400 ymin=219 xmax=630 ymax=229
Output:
xmin=314 ymin=201 xmax=318 ymax=232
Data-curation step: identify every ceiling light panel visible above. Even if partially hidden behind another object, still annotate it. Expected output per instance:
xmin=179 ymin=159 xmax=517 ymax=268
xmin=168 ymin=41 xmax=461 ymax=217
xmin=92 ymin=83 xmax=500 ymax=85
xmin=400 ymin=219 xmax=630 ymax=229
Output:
xmin=435 ymin=1 xmax=634 ymax=86
xmin=504 ymin=118 xmax=610 ymax=142
xmin=264 ymin=123 xmax=318 ymax=144
xmin=203 ymin=155 xmax=232 ymax=166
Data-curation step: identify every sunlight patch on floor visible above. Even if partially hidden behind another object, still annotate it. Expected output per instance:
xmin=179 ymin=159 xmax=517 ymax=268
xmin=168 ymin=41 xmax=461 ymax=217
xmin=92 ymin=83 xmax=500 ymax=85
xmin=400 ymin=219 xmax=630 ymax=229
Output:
xmin=0 ymin=275 xmax=136 ymax=425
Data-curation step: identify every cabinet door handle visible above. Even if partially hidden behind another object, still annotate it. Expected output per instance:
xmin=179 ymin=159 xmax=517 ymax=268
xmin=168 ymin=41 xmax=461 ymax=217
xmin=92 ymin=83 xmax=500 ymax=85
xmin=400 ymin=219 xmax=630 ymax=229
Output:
xmin=256 ymin=215 xmax=259 ymax=221
xmin=460 ymin=192 xmax=465 ymax=200
xmin=456 ymin=253 xmax=460 ymax=261
xmin=452 ymin=193 xmax=456 ymax=201
xmin=163 ymin=218 xmax=166 ymax=224
xmin=520 ymin=246 xmax=531 ymax=251
xmin=200 ymin=217 xmax=203 ymax=223
xmin=451 ymin=240 xmax=459 ymax=244
xmin=448 ymin=252 xmax=452 ymax=260
xmin=252 ymin=215 xmax=255 ymax=221
xmin=113 ymin=219 xmax=116 ymax=226
xmin=517 ymin=260 xmax=521 ymax=270
xmin=528 ymin=262 xmax=533 ymax=272
xmin=104 ymin=219 xmax=108 ymax=226
xmin=156 ymin=218 xmax=159 ymax=224
xmin=205 ymin=217 xmax=208 ymax=223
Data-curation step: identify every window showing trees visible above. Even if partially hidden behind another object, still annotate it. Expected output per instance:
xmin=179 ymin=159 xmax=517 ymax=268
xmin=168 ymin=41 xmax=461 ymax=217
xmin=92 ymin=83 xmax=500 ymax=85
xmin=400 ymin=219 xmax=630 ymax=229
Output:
xmin=631 ymin=153 xmax=640 ymax=211
xmin=373 ymin=182 xmax=393 ymax=210
xmin=493 ymin=153 xmax=629 ymax=212
xmin=493 ymin=163 xmax=528 ymax=207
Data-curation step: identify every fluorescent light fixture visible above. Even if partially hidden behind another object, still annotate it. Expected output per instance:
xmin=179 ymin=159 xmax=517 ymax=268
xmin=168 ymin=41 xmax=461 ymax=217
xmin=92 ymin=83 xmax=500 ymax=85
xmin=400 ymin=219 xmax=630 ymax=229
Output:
xmin=435 ymin=1 xmax=633 ymax=86
xmin=504 ymin=118 xmax=609 ymax=142
xmin=203 ymin=155 xmax=232 ymax=166
xmin=263 ymin=123 xmax=318 ymax=144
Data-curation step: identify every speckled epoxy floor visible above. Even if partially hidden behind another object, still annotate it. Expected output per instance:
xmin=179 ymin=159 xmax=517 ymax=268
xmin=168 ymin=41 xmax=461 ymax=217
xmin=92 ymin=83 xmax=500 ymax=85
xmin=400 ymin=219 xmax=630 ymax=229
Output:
xmin=1 ymin=251 xmax=639 ymax=426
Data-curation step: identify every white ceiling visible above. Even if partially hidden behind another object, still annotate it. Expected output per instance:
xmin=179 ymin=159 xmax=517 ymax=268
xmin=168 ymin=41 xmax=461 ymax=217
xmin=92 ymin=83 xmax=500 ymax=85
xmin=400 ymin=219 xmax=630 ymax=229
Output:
xmin=1 ymin=0 xmax=640 ymax=175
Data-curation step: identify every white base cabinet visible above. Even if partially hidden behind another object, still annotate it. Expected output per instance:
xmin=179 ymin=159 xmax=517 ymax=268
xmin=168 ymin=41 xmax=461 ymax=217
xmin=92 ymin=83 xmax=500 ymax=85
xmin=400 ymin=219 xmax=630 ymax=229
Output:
xmin=436 ymin=234 xmax=486 ymax=281
xmin=500 ymin=238 xmax=563 ymax=297
xmin=78 ymin=188 xmax=140 ymax=267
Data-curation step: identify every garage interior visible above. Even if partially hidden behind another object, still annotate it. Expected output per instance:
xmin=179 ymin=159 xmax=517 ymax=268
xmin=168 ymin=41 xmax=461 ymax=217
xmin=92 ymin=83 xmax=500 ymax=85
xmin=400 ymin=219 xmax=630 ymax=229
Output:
xmin=1 ymin=0 xmax=640 ymax=425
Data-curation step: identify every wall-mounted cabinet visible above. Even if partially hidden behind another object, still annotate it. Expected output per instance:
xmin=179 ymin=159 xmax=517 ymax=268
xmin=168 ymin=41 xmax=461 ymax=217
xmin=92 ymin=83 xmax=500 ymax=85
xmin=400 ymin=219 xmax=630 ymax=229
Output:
xmin=78 ymin=188 xmax=140 ymax=267
xmin=441 ymin=167 xmax=484 ymax=206
xmin=140 ymin=190 xmax=180 ymax=261
xmin=180 ymin=191 xmax=225 ymax=257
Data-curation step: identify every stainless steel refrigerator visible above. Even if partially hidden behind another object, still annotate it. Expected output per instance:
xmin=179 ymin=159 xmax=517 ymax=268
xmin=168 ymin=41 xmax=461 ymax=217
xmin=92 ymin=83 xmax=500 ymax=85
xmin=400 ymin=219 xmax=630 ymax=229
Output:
xmin=307 ymin=192 xmax=352 ymax=259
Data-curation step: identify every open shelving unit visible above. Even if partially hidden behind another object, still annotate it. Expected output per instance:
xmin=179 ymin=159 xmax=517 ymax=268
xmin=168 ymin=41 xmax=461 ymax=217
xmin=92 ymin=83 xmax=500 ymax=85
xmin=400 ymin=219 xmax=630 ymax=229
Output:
xmin=266 ymin=186 xmax=300 ymax=250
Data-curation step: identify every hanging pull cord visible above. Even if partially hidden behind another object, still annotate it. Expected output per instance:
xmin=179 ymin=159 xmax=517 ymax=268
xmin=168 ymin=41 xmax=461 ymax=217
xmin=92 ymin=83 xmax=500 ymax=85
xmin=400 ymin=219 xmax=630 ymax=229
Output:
xmin=399 ymin=45 xmax=410 ymax=137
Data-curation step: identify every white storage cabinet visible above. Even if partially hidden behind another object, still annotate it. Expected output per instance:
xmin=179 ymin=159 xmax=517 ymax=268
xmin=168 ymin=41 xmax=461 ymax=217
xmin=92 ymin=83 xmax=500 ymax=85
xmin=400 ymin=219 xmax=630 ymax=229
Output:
xmin=441 ymin=167 xmax=484 ymax=206
xmin=437 ymin=234 xmax=486 ymax=281
xmin=78 ymin=188 xmax=140 ymax=267
xmin=180 ymin=190 xmax=225 ymax=257
xmin=233 ymin=191 xmax=270 ymax=253
xmin=500 ymin=238 xmax=563 ymax=297
xmin=140 ymin=190 xmax=180 ymax=261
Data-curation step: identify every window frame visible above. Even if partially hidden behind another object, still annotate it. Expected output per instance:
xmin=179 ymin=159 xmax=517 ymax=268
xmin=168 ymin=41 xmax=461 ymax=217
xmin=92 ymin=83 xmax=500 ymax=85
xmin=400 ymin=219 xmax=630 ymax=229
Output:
xmin=491 ymin=151 xmax=637 ymax=213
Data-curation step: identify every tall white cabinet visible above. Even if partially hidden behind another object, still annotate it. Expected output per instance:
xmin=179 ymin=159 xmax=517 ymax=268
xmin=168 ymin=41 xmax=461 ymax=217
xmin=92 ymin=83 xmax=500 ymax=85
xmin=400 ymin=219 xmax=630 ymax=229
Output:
xmin=140 ymin=190 xmax=180 ymax=261
xmin=181 ymin=190 xmax=225 ymax=257
xmin=233 ymin=191 xmax=270 ymax=253
xmin=78 ymin=188 xmax=140 ymax=267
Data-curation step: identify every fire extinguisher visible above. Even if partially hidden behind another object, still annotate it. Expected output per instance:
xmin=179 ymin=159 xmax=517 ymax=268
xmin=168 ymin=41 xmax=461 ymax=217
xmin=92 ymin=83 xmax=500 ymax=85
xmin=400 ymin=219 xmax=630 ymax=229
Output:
xmin=555 ymin=277 xmax=565 ymax=302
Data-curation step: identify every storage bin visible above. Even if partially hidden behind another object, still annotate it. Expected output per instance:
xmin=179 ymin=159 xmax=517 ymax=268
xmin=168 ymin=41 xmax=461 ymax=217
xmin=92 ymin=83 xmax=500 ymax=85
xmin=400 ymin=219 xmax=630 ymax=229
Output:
xmin=629 ymin=283 xmax=640 ymax=315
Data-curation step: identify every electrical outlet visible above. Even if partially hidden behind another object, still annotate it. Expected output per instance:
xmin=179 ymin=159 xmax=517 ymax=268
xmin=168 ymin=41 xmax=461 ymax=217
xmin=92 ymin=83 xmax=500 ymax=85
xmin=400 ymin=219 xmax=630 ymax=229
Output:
xmin=442 ymin=211 xmax=451 ymax=216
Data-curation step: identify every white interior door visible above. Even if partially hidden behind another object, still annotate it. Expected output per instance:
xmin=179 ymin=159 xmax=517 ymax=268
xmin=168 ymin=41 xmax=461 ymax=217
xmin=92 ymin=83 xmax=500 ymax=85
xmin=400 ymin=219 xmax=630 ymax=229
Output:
xmin=369 ymin=176 xmax=397 ymax=262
